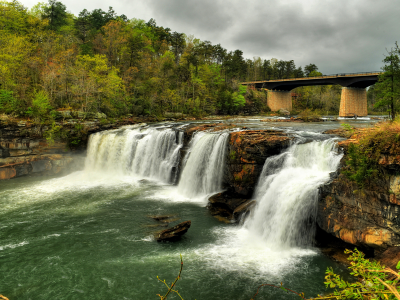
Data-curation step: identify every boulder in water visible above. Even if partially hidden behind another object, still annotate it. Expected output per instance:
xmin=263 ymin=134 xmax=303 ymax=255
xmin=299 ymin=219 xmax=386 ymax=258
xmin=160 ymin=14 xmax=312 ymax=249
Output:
xmin=156 ymin=221 xmax=191 ymax=242
xmin=278 ymin=108 xmax=290 ymax=116
xmin=233 ymin=200 xmax=256 ymax=220
xmin=207 ymin=192 xmax=251 ymax=222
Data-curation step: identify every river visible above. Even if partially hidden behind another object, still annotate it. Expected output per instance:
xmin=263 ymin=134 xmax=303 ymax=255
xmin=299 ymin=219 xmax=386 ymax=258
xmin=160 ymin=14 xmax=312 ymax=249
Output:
xmin=0 ymin=117 xmax=380 ymax=299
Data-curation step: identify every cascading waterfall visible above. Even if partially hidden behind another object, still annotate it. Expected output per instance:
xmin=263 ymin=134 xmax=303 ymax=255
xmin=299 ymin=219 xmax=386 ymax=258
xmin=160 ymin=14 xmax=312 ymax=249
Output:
xmin=244 ymin=138 xmax=343 ymax=249
xmin=85 ymin=125 xmax=183 ymax=183
xmin=178 ymin=131 xmax=229 ymax=198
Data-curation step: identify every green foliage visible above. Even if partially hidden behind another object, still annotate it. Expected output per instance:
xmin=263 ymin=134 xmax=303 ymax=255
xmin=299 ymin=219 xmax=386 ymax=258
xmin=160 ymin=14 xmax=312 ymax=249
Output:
xmin=0 ymin=89 xmax=19 ymax=114
xmin=43 ymin=121 xmax=62 ymax=145
xmin=298 ymin=108 xmax=322 ymax=122
xmin=156 ymin=251 xmax=400 ymax=300
xmin=374 ymin=42 xmax=400 ymax=120
xmin=0 ymin=1 xmax=323 ymax=118
xmin=229 ymin=150 xmax=236 ymax=160
xmin=43 ymin=121 xmax=86 ymax=148
xmin=340 ymin=123 xmax=355 ymax=136
xmin=247 ymin=89 xmax=267 ymax=112
xmin=26 ymin=90 xmax=53 ymax=122
xmin=343 ymin=143 xmax=376 ymax=187
xmin=342 ymin=120 xmax=400 ymax=187
xmin=320 ymin=249 xmax=400 ymax=299
xmin=43 ymin=0 xmax=68 ymax=31
xmin=341 ymin=123 xmax=353 ymax=132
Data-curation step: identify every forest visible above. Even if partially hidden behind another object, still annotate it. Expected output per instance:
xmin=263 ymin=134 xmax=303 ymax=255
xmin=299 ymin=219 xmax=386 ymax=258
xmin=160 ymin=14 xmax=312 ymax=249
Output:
xmin=0 ymin=0 xmax=390 ymax=120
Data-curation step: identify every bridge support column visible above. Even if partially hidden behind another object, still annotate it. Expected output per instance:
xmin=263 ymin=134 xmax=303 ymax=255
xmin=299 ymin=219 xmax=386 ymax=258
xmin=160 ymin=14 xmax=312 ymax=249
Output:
xmin=267 ymin=90 xmax=292 ymax=112
xmin=339 ymin=87 xmax=367 ymax=117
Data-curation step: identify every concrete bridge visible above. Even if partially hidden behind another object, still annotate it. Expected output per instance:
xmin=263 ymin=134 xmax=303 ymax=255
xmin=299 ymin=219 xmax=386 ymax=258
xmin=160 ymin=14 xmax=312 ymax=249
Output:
xmin=241 ymin=72 xmax=382 ymax=117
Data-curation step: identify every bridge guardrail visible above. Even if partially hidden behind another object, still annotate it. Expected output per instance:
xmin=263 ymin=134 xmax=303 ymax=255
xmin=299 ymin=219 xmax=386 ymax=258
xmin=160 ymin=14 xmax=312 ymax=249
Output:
xmin=242 ymin=71 xmax=383 ymax=84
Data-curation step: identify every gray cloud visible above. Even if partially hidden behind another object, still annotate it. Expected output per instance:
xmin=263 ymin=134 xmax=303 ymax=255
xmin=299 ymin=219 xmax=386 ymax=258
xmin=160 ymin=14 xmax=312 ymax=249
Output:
xmin=144 ymin=0 xmax=400 ymax=73
xmin=20 ymin=0 xmax=400 ymax=74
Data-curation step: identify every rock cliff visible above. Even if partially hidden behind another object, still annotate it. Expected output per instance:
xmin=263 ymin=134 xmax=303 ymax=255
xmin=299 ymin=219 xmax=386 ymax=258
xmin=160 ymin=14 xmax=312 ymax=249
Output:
xmin=317 ymin=129 xmax=400 ymax=262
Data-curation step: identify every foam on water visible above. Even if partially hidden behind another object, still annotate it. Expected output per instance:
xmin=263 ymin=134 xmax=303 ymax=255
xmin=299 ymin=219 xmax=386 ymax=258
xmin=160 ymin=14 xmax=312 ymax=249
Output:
xmin=177 ymin=131 xmax=229 ymax=201
xmin=85 ymin=126 xmax=183 ymax=183
xmin=245 ymin=138 xmax=343 ymax=249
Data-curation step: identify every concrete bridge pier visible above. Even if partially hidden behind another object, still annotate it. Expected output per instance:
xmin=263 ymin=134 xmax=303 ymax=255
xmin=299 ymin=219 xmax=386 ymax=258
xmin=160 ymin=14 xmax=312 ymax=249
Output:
xmin=339 ymin=87 xmax=368 ymax=117
xmin=267 ymin=90 xmax=292 ymax=112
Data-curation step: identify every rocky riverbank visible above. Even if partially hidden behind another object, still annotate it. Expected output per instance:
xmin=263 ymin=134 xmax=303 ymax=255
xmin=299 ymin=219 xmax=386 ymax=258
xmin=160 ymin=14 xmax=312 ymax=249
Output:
xmin=316 ymin=126 xmax=400 ymax=268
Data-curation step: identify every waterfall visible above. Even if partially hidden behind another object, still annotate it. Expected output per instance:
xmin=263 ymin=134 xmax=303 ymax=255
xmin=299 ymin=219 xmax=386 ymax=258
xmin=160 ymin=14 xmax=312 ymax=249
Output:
xmin=85 ymin=126 xmax=183 ymax=183
xmin=244 ymin=138 xmax=342 ymax=249
xmin=178 ymin=131 xmax=229 ymax=198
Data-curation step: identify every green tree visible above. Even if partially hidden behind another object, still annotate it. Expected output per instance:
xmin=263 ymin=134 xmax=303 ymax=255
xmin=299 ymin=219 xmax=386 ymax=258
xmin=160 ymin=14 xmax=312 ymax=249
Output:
xmin=26 ymin=90 xmax=53 ymax=122
xmin=43 ymin=0 xmax=68 ymax=31
xmin=375 ymin=42 xmax=400 ymax=120
xmin=304 ymin=63 xmax=319 ymax=77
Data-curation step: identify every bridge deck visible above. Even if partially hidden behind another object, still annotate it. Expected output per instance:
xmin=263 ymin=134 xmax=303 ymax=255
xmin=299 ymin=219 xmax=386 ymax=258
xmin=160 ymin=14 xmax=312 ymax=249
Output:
xmin=241 ymin=72 xmax=382 ymax=86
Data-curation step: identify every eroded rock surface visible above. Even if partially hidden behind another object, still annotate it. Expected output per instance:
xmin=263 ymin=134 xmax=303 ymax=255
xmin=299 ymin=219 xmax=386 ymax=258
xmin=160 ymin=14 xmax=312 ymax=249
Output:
xmin=207 ymin=192 xmax=253 ymax=222
xmin=317 ymin=140 xmax=400 ymax=252
xmin=226 ymin=130 xmax=292 ymax=197
xmin=156 ymin=221 xmax=191 ymax=242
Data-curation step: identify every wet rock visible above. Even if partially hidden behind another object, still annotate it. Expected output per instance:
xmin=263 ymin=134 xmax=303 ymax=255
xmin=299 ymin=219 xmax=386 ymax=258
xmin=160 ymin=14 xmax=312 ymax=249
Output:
xmin=95 ymin=112 xmax=107 ymax=119
xmin=317 ymin=167 xmax=400 ymax=251
xmin=156 ymin=221 xmax=191 ymax=242
xmin=278 ymin=108 xmax=290 ymax=115
xmin=0 ymin=154 xmax=76 ymax=179
xmin=148 ymin=215 xmax=177 ymax=221
xmin=145 ymin=223 xmax=169 ymax=228
xmin=0 ymin=147 xmax=9 ymax=158
xmin=139 ymin=179 xmax=152 ymax=184
xmin=227 ymin=130 xmax=292 ymax=197
xmin=233 ymin=200 xmax=256 ymax=220
xmin=207 ymin=192 xmax=256 ymax=222
xmin=31 ymin=159 xmax=52 ymax=173
xmin=148 ymin=215 xmax=180 ymax=224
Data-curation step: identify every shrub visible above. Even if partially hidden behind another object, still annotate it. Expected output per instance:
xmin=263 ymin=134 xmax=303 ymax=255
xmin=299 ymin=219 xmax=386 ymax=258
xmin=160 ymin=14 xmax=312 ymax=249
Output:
xmin=26 ymin=90 xmax=54 ymax=123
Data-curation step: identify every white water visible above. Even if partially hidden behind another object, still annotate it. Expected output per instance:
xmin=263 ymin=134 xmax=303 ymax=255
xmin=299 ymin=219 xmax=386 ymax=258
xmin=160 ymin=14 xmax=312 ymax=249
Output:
xmin=245 ymin=138 xmax=343 ymax=249
xmin=85 ymin=125 xmax=183 ymax=183
xmin=0 ymin=125 xmax=347 ymax=297
xmin=194 ymin=137 xmax=343 ymax=277
xmin=177 ymin=131 xmax=229 ymax=198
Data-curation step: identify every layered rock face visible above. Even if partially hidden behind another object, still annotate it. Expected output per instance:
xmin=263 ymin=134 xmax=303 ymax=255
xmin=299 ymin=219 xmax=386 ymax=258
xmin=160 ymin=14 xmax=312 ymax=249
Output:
xmin=0 ymin=122 xmax=75 ymax=180
xmin=317 ymin=140 xmax=400 ymax=256
xmin=226 ymin=130 xmax=292 ymax=197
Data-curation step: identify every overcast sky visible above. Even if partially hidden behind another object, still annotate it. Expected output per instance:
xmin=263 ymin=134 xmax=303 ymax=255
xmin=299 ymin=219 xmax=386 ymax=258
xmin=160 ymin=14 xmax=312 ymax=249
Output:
xmin=19 ymin=0 xmax=400 ymax=74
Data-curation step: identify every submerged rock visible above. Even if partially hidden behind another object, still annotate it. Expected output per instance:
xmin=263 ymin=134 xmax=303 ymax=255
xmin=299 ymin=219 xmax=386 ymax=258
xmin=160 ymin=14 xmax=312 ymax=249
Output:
xmin=148 ymin=215 xmax=178 ymax=222
xmin=156 ymin=221 xmax=191 ymax=242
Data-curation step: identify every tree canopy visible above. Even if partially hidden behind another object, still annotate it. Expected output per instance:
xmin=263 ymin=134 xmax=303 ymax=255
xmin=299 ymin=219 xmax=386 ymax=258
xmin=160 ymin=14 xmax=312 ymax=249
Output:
xmin=0 ymin=0 xmax=323 ymax=118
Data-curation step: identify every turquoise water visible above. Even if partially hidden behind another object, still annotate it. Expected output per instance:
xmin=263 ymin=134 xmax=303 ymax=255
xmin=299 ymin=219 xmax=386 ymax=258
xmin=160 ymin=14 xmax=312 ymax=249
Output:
xmin=0 ymin=171 xmax=347 ymax=300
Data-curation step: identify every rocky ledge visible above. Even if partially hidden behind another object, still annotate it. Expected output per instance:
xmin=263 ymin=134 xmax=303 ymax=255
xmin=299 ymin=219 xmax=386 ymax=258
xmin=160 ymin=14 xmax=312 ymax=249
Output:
xmin=317 ymin=136 xmax=400 ymax=261
xmin=207 ymin=129 xmax=292 ymax=222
